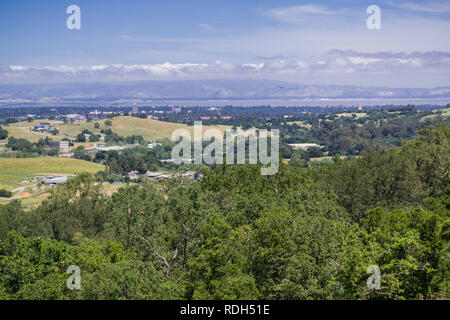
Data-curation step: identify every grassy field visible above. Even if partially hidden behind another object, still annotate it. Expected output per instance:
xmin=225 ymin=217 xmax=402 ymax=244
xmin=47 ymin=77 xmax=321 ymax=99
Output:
xmin=2 ymin=181 xmax=126 ymax=211
xmin=16 ymin=196 xmax=51 ymax=211
xmin=56 ymin=116 xmax=232 ymax=141
xmin=334 ymin=112 xmax=368 ymax=119
xmin=0 ymin=158 xmax=104 ymax=191
xmin=0 ymin=125 xmax=61 ymax=143
xmin=73 ymin=142 xmax=95 ymax=149
xmin=4 ymin=117 xmax=232 ymax=142
xmin=421 ymin=107 xmax=450 ymax=121
xmin=286 ymin=121 xmax=312 ymax=129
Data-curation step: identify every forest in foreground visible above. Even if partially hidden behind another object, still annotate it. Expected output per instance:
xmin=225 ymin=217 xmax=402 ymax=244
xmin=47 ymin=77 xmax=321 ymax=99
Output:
xmin=0 ymin=124 xmax=449 ymax=300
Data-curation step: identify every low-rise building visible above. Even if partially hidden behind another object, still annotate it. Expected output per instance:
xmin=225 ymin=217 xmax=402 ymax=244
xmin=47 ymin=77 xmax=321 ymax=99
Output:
xmin=148 ymin=142 xmax=162 ymax=149
xmin=48 ymin=140 xmax=72 ymax=154
xmin=145 ymin=171 xmax=162 ymax=178
xmin=159 ymin=158 xmax=193 ymax=163
xmin=127 ymin=171 xmax=140 ymax=180
xmin=145 ymin=171 xmax=172 ymax=180
xmin=86 ymin=145 xmax=132 ymax=155
xmin=33 ymin=123 xmax=52 ymax=133
xmin=43 ymin=176 xmax=69 ymax=185
xmin=288 ymin=143 xmax=324 ymax=151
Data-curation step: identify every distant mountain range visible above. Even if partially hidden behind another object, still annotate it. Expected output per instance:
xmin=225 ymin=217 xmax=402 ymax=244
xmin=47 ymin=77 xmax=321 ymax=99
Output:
xmin=0 ymin=79 xmax=449 ymax=103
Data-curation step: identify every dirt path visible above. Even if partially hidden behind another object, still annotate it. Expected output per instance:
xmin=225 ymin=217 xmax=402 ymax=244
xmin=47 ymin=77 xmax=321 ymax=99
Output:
xmin=11 ymin=183 xmax=38 ymax=199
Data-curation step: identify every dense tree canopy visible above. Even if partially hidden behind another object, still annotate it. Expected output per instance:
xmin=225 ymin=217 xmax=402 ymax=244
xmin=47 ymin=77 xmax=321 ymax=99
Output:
xmin=0 ymin=124 xmax=448 ymax=300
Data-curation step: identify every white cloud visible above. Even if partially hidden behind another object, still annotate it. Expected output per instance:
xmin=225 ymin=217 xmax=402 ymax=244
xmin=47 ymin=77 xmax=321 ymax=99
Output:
xmin=348 ymin=57 xmax=381 ymax=65
xmin=199 ymin=23 xmax=217 ymax=32
xmin=389 ymin=1 xmax=450 ymax=13
xmin=1 ymin=51 xmax=449 ymax=87
xmin=118 ymin=34 xmax=207 ymax=44
xmin=266 ymin=4 xmax=340 ymax=21
xmin=241 ymin=63 xmax=264 ymax=70
xmin=263 ymin=4 xmax=352 ymax=25
xmin=110 ymin=3 xmax=450 ymax=67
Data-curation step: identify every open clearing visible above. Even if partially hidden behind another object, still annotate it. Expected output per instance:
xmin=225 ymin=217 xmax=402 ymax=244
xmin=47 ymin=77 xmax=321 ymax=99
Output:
xmin=286 ymin=121 xmax=312 ymax=128
xmin=0 ymin=158 xmax=105 ymax=210
xmin=5 ymin=117 xmax=233 ymax=142
xmin=54 ymin=116 xmax=232 ymax=141
xmin=334 ymin=112 xmax=368 ymax=119
xmin=421 ymin=107 xmax=450 ymax=121
xmin=0 ymin=124 xmax=62 ymax=143
xmin=0 ymin=158 xmax=104 ymax=191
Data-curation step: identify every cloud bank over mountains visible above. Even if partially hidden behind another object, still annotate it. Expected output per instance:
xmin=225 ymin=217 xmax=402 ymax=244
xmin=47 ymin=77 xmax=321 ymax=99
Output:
xmin=2 ymin=51 xmax=449 ymax=88
xmin=0 ymin=79 xmax=449 ymax=104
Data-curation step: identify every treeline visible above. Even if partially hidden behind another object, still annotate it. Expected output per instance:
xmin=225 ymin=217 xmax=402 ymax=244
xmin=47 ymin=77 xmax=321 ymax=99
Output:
xmin=103 ymin=145 xmax=173 ymax=176
xmin=75 ymin=143 xmax=173 ymax=173
xmin=162 ymin=105 xmax=446 ymax=127
xmin=317 ymin=125 xmax=450 ymax=219
xmin=171 ymin=106 xmax=448 ymax=158
xmin=0 ymin=125 xmax=448 ymax=300
xmin=0 ymin=126 xmax=7 ymax=139
xmin=1 ymin=137 xmax=59 ymax=158
xmin=102 ymin=128 xmax=144 ymax=145
xmin=282 ymin=108 xmax=448 ymax=156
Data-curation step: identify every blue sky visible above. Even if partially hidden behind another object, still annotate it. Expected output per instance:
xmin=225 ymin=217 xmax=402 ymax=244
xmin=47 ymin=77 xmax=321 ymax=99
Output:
xmin=1 ymin=0 xmax=449 ymax=87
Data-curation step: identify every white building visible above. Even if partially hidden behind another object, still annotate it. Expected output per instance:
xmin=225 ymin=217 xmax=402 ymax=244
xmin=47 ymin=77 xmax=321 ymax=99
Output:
xmin=48 ymin=140 xmax=72 ymax=154
xmin=44 ymin=176 xmax=69 ymax=185
xmin=127 ymin=171 xmax=140 ymax=180
xmin=148 ymin=142 xmax=162 ymax=149
xmin=288 ymin=143 xmax=323 ymax=151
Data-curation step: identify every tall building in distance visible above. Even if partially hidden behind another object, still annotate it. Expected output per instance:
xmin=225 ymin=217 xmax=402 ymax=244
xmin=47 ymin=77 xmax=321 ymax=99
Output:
xmin=132 ymin=104 xmax=138 ymax=114
xmin=48 ymin=140 xmax=71 ymax=155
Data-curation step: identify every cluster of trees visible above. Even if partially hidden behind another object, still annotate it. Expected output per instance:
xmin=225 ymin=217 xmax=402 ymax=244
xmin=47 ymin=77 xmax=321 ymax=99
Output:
xmin=0 ymin=126 xmax=7 ymax=140
xmin=73 ymin=146 xmax=91 ymax=161
xmin=99 ymin=128 xmax=144 ymax=145
xmin=104 ymin=145 xmax=173 ymax=175
xmin=280 ymin=108 xmax=448 ymax=157
xmin=164 ymin=106 xmax=432 ymax=128
xmin=0 ymin=124 xmax=448 ymax=300
xmin=161 ymin=105 xmax=448 ymax=159
xmin=76 ymin=130 xmax=101 ymax=143
xmin=0 ymin=118 xmax=19 ymax=126
xmin=2 ymin=137 xmax=58 ymax=158
xmin=317 ymin=125 xmax=450 ymax=219
xmin=0 ymin=189 xmax=12 ymax=198
xmin=74 ymin=142 xmax=174 ymax=180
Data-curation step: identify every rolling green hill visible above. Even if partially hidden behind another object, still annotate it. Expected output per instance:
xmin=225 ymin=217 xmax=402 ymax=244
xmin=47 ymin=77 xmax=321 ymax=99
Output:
xmin=421 ymin=107 xmax=450 ymax=121
xmin=57 ymin=116 xmax=231 ymax=141
xmin=0 ymin=124 xmax=62 ymax=143
xmin=0 ymin=158 xmax=104 ymax=191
